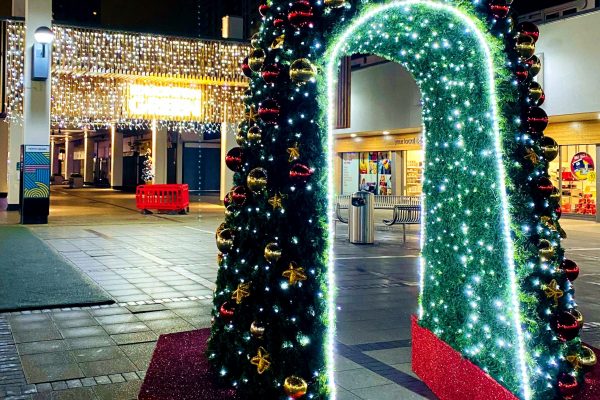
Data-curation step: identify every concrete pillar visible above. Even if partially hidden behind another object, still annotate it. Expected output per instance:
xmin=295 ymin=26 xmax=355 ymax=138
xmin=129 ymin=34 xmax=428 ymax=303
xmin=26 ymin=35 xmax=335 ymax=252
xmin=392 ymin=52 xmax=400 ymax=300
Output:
xmin=392 ymin=151 xmax=404 ymax=196
xmin=83 ymin=130 xmax=94 ymax=184
xmin=220 ymin=121 xmax=237 ymax=200
xmin=176 ymin=135 xmax=183 ymax=184
xmin=151 ymin=120 xmax=168 ymax=184
xmin=7 ymin=123 xmax=23 ymax=209
xmin=0 ymin=122 xmax=8 ymax=194
xmin=21 ymin=0 xmax=52 ymax=224
xmin=110 ymin=125 xmax=123 ymax=188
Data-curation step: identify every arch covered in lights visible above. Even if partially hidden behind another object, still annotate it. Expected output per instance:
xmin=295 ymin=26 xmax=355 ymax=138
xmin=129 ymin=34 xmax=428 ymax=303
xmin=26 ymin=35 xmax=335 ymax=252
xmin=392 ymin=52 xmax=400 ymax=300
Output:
xmin=323 ymin=2 xmax=527 ymax=399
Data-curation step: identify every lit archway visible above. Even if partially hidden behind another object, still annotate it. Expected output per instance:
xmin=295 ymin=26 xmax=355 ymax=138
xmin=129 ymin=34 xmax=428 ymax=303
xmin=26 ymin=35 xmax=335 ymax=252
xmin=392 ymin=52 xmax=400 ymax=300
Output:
xmin=211 ymin=1 xmax=586 ymax=399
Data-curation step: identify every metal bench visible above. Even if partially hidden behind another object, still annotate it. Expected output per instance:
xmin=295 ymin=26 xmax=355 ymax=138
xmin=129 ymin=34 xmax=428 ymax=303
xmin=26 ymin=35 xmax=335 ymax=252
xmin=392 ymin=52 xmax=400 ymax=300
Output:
xmin=335 ymin=194 xmax=421 ymax=227
xmin=383 ymin=204 xmax=421 ymax=242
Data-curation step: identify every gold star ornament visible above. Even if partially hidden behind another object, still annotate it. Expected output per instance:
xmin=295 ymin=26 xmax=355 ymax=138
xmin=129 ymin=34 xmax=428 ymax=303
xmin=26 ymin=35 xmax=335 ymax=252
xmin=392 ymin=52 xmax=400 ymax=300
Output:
xmin=232 ymin=282 xmax=251 ymax=304
xmin=524 ymin=148 xmax=540 ymax=165
xmin=287 ymin=143 xmax=300 ymax=162
xmin=282 ymin=262 xmax=308 ymax=286
xmin=543 ymin=279 xmax=563 ymax=306
xmin=268 ymin=193 xmax=286 ymax=210
xmin=244 ymin=107 xmax=257 ymax=124
xmin=250 ymin=346 xmax=271 ymax=374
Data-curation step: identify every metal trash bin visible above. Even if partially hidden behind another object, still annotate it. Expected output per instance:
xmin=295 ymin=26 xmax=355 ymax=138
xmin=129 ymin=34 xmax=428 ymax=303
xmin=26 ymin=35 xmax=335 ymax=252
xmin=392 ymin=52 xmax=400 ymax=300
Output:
xmin=349 ymin=191 xmax=374 ymax=244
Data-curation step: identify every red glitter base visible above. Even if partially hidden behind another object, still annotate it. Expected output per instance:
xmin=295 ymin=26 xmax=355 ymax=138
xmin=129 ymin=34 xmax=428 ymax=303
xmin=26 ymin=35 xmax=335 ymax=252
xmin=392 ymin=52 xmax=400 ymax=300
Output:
xmin=412 ymin=315 xmax=519 ymax=400
xmin=138 ymin=329 xmax=237 ymax=400
xmin=412 ymin=316 xmax=600 ymax=400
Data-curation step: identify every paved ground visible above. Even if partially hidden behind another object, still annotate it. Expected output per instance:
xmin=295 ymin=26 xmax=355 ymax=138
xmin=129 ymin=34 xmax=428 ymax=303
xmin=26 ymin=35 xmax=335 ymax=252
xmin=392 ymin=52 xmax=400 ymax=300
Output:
xmin=0 ymin=187 xmax=599 ymax=400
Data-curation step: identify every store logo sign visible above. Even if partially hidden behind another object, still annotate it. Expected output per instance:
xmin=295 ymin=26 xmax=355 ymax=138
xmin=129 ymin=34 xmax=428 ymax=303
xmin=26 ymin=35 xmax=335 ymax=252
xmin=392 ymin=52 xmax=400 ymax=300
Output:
xmin=571 ymin=152 xmax=596 ymax=181
xmin=125 ymin=84 xmax=202 ymax=120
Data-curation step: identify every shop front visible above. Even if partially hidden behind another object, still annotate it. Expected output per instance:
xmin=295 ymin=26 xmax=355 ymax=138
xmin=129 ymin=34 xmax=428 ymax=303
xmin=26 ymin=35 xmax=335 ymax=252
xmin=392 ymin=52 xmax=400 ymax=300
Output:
xmin=336 ymin=115 xmax=600 ymax=222
xmin=335 ymin=129 xmax=423 ymax=197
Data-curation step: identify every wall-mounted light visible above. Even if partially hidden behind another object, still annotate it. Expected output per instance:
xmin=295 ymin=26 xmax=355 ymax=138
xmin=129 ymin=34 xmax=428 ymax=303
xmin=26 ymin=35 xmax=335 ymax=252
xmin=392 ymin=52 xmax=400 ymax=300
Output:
xmin=32 ymin=26 xmax=54 ymax=81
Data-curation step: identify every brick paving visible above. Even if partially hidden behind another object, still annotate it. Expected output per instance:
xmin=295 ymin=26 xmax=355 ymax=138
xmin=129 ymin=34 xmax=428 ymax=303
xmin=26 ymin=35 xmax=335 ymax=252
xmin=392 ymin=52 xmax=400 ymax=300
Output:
xmin=1 ymin=188 xmax=600 ymax=399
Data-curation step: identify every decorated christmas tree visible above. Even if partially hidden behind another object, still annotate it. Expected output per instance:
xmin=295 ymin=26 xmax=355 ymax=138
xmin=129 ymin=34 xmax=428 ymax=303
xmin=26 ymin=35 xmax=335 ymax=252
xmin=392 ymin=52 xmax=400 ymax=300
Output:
xmin=208 ymin=1 xmax=595 ymax=399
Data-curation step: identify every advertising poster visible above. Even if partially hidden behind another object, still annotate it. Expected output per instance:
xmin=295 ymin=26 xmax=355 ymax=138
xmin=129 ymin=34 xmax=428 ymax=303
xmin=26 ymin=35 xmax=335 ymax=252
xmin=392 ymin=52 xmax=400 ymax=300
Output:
xmin=359 ymin=152 xmax=378 ymax=193
xmin=342 ymin=153 xmax=359 ymax=195
xmin=571 ymin=152 xmax=596 ymax=181
xmin=378 ymin=152 xmax=392 ymax=195
xmin=23 ymin=145 xmax=50 ymax=199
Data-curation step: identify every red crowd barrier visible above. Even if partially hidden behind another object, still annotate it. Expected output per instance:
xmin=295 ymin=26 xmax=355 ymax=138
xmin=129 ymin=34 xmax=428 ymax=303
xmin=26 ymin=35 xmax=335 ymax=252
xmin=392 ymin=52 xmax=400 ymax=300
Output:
xmin=136 ymin=184 xmax=189 ymax=214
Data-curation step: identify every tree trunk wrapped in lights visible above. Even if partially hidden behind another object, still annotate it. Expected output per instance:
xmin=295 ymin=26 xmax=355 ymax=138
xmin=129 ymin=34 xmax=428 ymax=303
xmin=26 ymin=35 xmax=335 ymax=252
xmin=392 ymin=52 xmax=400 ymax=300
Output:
xmin=208 ymin=1 xmax=593 ymax=399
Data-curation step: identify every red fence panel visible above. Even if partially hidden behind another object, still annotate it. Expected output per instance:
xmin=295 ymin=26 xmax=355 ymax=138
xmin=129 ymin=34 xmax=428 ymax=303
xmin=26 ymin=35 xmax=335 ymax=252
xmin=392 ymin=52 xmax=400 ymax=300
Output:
xmin=136 ymin=184 xmax=189 ymax=213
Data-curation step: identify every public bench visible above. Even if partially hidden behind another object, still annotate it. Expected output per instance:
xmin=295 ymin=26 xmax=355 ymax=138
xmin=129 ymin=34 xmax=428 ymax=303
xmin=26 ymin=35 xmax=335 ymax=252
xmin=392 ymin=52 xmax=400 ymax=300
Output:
xmin=136 ymin=184 xmax=190 ymax=214
xmin=335 ymin=194 xmax=421 ymax=241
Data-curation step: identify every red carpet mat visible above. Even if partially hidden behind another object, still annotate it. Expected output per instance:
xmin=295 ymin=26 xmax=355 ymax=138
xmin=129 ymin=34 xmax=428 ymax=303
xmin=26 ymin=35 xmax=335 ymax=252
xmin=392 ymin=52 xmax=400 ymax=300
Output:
xmin=138 ymin=329 xmax=237 ymax=400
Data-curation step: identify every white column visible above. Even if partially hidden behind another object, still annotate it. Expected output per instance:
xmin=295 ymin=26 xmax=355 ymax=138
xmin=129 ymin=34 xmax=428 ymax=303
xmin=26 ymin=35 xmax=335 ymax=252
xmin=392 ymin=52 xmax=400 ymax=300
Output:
xmin=110 ymin=125 xmax=123 ymax=188
xmin=392 ymin=151 xmax=404 ymax=196
xmin=64 ymin=136 xmax=70 ymax=177
xmin=83 ymin=130 xmax=94 ymax=184
xmin=0 ymin=122 xmax=8 ymax=194
xmin=49 ymin=137 xmax=55 ymax=176
xmin=7 ymin=123 xmax=23 ymax=208
xmin=220 ymin=121 xmax=237 ymax=200
xmin=21 ymin=0 xmax=52 ymax=223
xmin=176 ymin=135 xmax=183 ymax=184
xmin=151 ymin=120 xmax=168 ymax=184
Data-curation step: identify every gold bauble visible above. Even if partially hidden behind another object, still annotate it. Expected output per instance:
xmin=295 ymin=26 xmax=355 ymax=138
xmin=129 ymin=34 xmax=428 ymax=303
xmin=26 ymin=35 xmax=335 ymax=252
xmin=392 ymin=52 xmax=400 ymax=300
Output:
xmin=528 ymin=81 xmax=544 ymax=103
xmin=283 ymin=376 xmax=308 ymax=398
xmin=216 ymin=228 xmax=234 ymax=253
xmin=264 ymin=242 xmax=282 ymax=264
xmin=250 ymin=33 xmax=261 ymax=49
xmin=290 ymin=58 xmax=317 ymax=84
xmin=247 ymin=168 xmax=268 ymax=193
xmin=540 ymin=137 xmax=558 ymax=162
xmin=538 ymin=239 xmax=554 ymax=261
xmin=247 ymin=126 xmax=263 ymax=144
xmin=248 ymin=49 xmax=266 ymax=72
xmin=250 ymin=321 xmax=265 ymax=339
xmin=236 ymin=130 xmax=247 ymax=146
xmin=515 ymin=34 xmax=536 ymax=60
xmin=324 ymin=0 xmax=347 ymax=8
xmin=528 ymin=55 xmax=542 ymax=77
xmin=580 ymin=345 xmax=597 ymax=370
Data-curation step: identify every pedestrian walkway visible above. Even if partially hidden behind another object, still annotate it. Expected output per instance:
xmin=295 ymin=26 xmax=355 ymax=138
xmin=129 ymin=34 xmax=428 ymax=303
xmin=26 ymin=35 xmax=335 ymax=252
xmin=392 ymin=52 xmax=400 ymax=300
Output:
xmin=1 ymin=188 xmax=599 ymax=399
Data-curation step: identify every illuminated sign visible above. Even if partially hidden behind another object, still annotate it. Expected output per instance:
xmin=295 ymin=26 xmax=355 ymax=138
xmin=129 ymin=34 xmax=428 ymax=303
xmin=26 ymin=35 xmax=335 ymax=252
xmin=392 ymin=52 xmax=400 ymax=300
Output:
xmin=125 ymin=84 xmax=202 ymax=120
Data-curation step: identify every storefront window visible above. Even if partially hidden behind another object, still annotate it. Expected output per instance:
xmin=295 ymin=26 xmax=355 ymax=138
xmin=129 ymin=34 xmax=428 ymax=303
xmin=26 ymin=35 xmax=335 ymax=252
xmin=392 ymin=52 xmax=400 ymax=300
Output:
xmin=341 ymin=151 xmax=393 ymax=195
xmin=549 ymin=144 xmax=597 ymax=216
xmin=405 ymin=150 xmax=423 ymax=196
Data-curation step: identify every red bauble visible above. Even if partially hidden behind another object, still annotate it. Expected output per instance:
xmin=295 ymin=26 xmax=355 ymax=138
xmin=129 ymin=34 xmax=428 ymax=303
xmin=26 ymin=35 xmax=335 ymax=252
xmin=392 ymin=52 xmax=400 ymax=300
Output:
xmin=515 ymin=65 xmax=529 ymax=83
xmin=259 ymin=3 xmax=269 ymax=17
xmin=225 ymin=147 xmax=243 ymax=172
xmin=558 ymin=373 xmax=580 ymax=400
xmin=262 ymin=64 xmax=282 ymax=84
xmin=230 ymin=186 xmax=249 ymax=206
xmin=552 ymin=311 xmax=581 ymax=342
xmin=489 ymin=0 xmax=511 ymax=18
xmin=536 ymin=176 xmax=555 ymax=197
xmin=290 ymin=163 xmax=314 ymax=183
xmin=258 ymin=99 xmax=281 ymax=123
xmin=560 ymin=259 xmax=580 ymax=282
xmin=219 ymin=301 xmax=235 ymax=321
xmin=288 ymin=1 xmax=314 ymax=28
xmin=518 ymin=21 xmax=540 ymax=43
xmin=527 ymin=107 xmax=549 ymax=133
xmin=224 ymin=192 xmax=232 ymax=207
xmin=241 ymin=57 xmax=253 ymax=78
xmin=273 ymin=13 xmax=286 ymax=28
